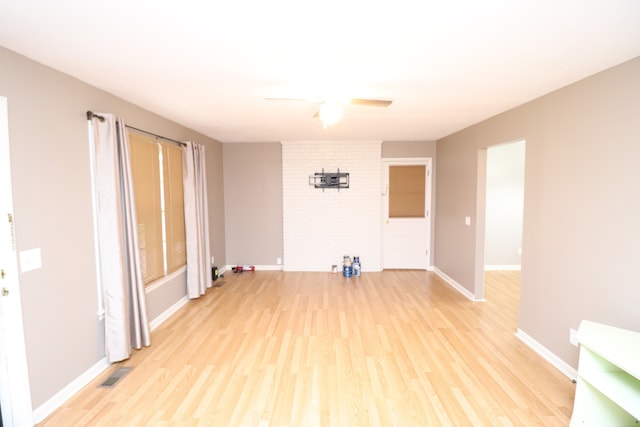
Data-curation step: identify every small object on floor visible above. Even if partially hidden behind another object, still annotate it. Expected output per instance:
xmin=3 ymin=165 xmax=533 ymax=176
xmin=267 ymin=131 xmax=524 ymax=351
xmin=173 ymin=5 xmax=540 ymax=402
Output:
xmin=343 ymin=255 xmax=353 ymax=278
xmin=353 ymin=256 xmax=361 ymax=277
xmin=232 ymin=265 xmax=255 ymax=273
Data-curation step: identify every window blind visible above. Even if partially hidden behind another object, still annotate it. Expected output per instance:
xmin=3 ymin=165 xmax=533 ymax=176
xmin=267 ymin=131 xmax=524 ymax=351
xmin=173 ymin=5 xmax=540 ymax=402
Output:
xmin=389 ymin=165 xmax=426 ymax=218
xmin=129 ymin=131 xmax=185 ymax=285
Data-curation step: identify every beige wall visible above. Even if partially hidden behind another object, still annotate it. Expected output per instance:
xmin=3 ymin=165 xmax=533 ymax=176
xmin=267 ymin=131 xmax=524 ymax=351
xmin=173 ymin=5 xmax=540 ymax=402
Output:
xmin=382 ymin=140 xmax=436 ymax=158
xmin=206 ymin=139 xmax=226 ymax=267
xmin=223 ymin=143 xmax=283 ymax=266
xmin=0 ymin=45 xmax=226 ymax=408
xmin=435 ymin=57 xmax=640 ymax=368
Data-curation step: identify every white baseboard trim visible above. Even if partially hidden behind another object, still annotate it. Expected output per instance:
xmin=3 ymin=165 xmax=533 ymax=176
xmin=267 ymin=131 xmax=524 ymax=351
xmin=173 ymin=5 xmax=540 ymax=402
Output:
xmin=485 ymin=265 xmax=521 ymax=271
xmin=433 ymin=267 xmax=477 ymax=301
xmin=223 ymin=265 xmax=283 ymax=272
xmin=284 ymin=266 xmax=384 ymax=273
xmin=219 ymin=265 xmax=232 ymax=275
xmin=150 ymin=295 xmax=189 ymax=332
xmin=254 ymin=264 xmax=284 ymax=271
xmin=34 ymin=295 xmax=190 ymax=423
xmin=515 ymin=329 xmax=578 ymax=380
xmin=33 ymin=357 xmax=110 ymax=424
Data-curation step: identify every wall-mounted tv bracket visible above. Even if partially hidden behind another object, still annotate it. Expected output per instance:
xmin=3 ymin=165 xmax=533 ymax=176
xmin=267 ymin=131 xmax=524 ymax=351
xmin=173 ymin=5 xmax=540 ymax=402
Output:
xmin=309 ymin=168 xmax=349 ymax=191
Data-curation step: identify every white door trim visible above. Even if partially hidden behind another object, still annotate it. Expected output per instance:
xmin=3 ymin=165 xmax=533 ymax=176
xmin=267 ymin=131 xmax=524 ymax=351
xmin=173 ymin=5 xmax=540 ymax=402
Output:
xmin=382 ymin=157 xmax=432 ymax=269
xmin=0 ymin=96 xmax=35 ymax=426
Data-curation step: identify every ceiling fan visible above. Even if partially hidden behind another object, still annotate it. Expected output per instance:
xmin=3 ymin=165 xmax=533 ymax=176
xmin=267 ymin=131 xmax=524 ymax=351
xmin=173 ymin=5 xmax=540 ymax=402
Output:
xmin=265 ymin=96 xmax=393 ymax=128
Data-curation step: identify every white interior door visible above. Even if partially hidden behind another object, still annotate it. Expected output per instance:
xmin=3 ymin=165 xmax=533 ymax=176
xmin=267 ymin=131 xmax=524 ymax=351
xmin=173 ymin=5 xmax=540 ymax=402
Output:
xmin=382 ymin=158 xmax=432 ymax=269
xmin=0 ymin=96 xmax=34 ymax=427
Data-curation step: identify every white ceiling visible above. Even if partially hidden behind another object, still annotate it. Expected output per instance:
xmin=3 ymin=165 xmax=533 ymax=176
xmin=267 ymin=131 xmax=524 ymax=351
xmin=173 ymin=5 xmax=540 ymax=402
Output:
xmin=1 ymin=1 xmax=639 ymax=143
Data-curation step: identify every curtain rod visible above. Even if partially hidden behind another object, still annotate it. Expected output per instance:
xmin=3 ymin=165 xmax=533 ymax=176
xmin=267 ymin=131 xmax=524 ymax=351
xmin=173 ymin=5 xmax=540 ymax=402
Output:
xmin=125 ymin=125 xmax=187 ymax=147
xmin=86 ymin=110 xmax=187 ymax=147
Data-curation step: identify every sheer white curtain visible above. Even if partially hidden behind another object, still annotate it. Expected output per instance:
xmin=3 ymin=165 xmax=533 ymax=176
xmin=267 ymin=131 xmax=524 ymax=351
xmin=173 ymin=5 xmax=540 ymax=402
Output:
xmin=183 ymin=141 xmax=211 ymax=298
xmin=90 ymin=113 xmax=151 ymax=363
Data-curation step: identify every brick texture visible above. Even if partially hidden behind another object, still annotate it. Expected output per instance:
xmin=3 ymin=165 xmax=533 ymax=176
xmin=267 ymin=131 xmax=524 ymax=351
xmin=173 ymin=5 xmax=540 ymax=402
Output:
xmin=282 ymin=141 xmax=382 ymax=271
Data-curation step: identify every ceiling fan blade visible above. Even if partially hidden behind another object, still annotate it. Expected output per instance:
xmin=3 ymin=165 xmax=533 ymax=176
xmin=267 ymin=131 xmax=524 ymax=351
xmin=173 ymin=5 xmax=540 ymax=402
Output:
xmin=349 ymin=99 xmax=392 ymax=107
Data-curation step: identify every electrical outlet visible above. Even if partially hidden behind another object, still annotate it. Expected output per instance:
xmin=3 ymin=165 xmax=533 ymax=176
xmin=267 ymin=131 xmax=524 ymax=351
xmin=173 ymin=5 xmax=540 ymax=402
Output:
xmin=277 ymin=257 xmax=282 ymax=265
xmin=211 ymin=256 xmax=215 ymax=264
xmin=518 ymin=247 xmax=522 ymax=255
xmin=569 ymin=328 xmax=578 ymax=346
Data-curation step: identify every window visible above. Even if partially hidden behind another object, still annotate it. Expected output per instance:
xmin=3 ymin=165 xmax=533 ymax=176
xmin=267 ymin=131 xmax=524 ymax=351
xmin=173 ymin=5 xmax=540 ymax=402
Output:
xmin=388 ymin=165 xmax=426 ymax=218
xmin=129 ymin=131 xmax=186 ymax=285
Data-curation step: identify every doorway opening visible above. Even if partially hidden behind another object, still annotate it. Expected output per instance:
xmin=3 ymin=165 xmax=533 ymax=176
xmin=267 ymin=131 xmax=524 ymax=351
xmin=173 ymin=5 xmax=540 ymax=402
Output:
xmin=474 ymin=140 xmax=525 ymax=300
xmin=0 ymin=96 xmax=34 ymax=427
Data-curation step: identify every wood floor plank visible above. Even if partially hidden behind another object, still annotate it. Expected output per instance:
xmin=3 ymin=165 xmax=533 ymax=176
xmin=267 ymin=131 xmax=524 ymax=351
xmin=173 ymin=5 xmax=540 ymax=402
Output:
xmin=37 ymin=270 xmax=575 ymax=426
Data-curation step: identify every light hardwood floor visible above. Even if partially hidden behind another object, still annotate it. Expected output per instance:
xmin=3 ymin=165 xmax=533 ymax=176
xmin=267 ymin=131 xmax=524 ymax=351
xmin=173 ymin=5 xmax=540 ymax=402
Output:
xmin=39 ymin=270 xmax=575 ymax=426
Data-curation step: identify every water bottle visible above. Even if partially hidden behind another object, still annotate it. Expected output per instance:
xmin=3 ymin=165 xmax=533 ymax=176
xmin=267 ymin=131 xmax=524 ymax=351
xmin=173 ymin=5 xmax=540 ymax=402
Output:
xmin=353 ymin=256 xmax=361 ymax=277
xmin=343 ymin=255 xmax=352 ymax=278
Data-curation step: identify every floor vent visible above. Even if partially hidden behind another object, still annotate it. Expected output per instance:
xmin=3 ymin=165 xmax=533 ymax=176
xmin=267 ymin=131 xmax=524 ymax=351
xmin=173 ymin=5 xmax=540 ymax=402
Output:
xmin=98 ymin=366 xmax=132 ymax=388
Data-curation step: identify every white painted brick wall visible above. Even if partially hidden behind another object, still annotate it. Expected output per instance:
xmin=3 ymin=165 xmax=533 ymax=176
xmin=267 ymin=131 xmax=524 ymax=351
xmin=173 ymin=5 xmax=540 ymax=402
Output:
xmin=282 ymin=141 xmax=382 ymax=271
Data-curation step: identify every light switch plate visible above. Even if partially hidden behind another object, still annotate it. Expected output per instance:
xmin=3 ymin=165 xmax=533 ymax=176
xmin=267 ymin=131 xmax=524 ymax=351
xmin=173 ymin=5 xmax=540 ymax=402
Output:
xmin=20 ymin=248 xmax=42 ymax=272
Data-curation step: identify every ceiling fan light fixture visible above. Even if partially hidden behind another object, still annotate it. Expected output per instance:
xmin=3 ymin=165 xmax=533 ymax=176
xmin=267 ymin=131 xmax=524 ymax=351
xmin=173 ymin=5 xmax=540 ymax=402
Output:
xmin=318 ymin=101 xmax=343 ymax=129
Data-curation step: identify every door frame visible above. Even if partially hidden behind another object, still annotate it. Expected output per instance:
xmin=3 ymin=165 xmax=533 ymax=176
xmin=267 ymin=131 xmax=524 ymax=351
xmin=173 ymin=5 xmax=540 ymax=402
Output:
xmin=382 ymin=157 xmax=433 ymax=269
xmin=474 ymin=140 xmax=526 ymax=300
xmin=0 ymin=96 xmax=34 ymax=426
